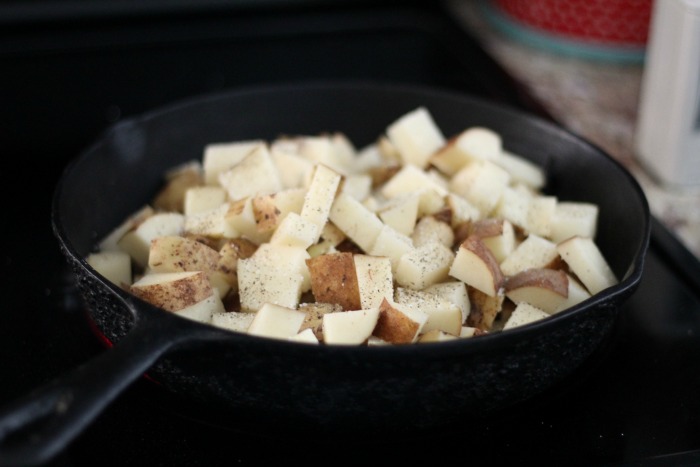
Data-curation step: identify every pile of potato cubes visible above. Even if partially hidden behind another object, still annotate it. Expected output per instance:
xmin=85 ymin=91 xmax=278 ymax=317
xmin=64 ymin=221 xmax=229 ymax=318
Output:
xmin=86 ymin=107 xmax=618 ymax=345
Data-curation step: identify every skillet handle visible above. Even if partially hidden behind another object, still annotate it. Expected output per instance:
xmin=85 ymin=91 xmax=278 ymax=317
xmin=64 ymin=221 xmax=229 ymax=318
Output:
xmin=0 ymin=312 xmax=189 ymax=467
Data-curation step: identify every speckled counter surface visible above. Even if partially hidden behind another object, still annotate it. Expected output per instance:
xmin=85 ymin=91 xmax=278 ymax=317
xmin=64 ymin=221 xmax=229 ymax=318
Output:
xmin=445 ymin=0 xmax=700 ymax=260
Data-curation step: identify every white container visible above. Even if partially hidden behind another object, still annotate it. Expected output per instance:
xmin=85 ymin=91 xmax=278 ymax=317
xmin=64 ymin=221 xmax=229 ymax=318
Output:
xmin=635 ymin=0 xmax=700 ymax=188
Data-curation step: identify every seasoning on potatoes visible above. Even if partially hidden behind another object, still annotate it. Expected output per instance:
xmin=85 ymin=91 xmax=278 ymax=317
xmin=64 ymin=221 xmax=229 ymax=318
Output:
xmin=88 ymin=107 xmax=618 ymax=345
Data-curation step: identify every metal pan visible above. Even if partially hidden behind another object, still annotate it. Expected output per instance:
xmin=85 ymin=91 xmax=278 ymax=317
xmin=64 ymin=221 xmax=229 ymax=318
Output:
xmin=0 ymin=81 xmax=650 ymax=466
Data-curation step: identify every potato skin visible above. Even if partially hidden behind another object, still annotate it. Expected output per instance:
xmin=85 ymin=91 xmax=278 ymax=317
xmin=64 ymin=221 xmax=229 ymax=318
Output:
xmin=306 ymin=252 xmax=361 ymax=311
xmin=373 ymin=298 xmax=420 ymax=344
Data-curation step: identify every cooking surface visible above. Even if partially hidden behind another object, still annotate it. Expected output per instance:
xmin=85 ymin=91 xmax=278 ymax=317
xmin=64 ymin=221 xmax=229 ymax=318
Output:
xmin=1 ymin=2 xmax=699 ymax=465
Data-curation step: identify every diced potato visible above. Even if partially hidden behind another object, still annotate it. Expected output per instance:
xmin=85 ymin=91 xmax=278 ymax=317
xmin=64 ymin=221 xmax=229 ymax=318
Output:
xmin=394 ymin=287 xmax=462 ymax=336
xmin=449 ymin=160 xmax=510 ymax=216
xmin=329 ymin=192 xmax=384 ymax=252
xmin=503 ymin=302 xmax=550 ymax=330
xmin=418 ymin=329 xmax=458 ymax=343
xmin=270 ymin=146 xmax=315 ymax=189
xmin=269 ymin=212 xmax=319 ymax=249
xmin=306 ymin=252 xmax=361 ymax=311
xmin=238 ymin=246 xmax=308 ymax=312
xmin=499 ymin=234 xmax=560 ymax=277
xmin=549 ymin=201 xmax=599 ymax=243
xmin=118 ymin=212 xmax=185 ymax=268
xmin=430 ymin=126 xmax=502 ymax=176
xmin=203 ymin=139 xmax=264 ymax=185
xmin=152 ymin=161 xmax=203 ymax=212
xmin=98 ymin=205 xmax=156 ymax=253
xmin=289 ymin=328 xmax=320 ymax=344
xmin=386 ymin=106 xmax=446 ymax=169
xmin=449 ymin=235 xmax=504 ymax=297
xmin=556 ymin=236 xmax=617 ymax=295
xmin=183 ymin=186 xmax=227 ymax=216
xmin=377 ymin=193 xmax=420 ymax=236
xmin=218 ymin=144 xmax=282 ymax=201
xmin=323 ymin=308 xmax=381 ymax=345
xmin=424 ymin=281 xmax=471 ymax=324
xmin=367 ymin=225 xmax=414 ymax=271
xmin=394 ymin=242 xmax=454 ymax=290
xmin=466 ymin=287 xmax=505 ymax=331
xmin=86 ymin=251 xmax=132 ymax=289
xmin=554 ymin=274 xmax=592 ymax=313
xmin=354 ymin=254 xmax=394 ymax=309
xmin=411 ymin=216 xmax=454 ymax=249
xmin=495 ymin=149 xmax=545 ymax=190
xmin=130 ymin=271 xmax=212 ymax=312
xmin=175 ymin=293 xmax=225 ymax=324
xmin=373 ymin=298 xmax=428 ymax=344
xmin=224 ymin=197 xmax=272 ymax=245
xmin=340 ymin=174 xmax=372 ymax=201
xmin=380 ymin=164 xmax=448 ymax=199
xmin=247 ymin=303 xmax=306 ymax=339
xmin=183 ymin=202 xmax=230 ymax=239
xmin=300 ymin=164 xmax=342 ymax=243
xmin=527 ymin=195 xmax=557 ymax=238
xmin=211 ymin=311 xmax=256 ymax=333
xmin=470 ymin=218 xmax=516 ymax=264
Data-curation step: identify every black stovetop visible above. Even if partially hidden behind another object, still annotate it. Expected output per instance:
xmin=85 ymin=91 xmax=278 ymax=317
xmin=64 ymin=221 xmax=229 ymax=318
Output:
xmin=1 ymin=1 xmax=699 ymax=466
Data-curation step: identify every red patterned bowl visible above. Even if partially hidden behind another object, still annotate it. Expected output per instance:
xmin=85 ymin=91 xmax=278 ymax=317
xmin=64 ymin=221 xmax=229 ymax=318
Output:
xmin=486 ymin=0 xmax=652 ymax=61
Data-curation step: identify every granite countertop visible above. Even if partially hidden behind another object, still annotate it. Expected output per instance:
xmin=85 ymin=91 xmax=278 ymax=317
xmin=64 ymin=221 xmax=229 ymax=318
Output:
xmin=445 ymin=0 xmax=700 ymax=260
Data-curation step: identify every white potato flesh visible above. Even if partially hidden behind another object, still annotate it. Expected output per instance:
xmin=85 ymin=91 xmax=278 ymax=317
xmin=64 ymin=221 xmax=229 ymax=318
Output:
xmin=386 ymin=106 xmax=446 ymax=169
xmin=86 ymin=251 xmax=132 ymax=288
xmin=557 ymin=236 xmax=618 ymax=295
xmin=323 ymin=308 xmax=381 ymax=345
xmin=202 ymin=139 xmax=264 ymax=185
xmin=354 ymin=255 xmax=394 ymax=310
xmin=247 ymin=303 xmax=306 ymax=339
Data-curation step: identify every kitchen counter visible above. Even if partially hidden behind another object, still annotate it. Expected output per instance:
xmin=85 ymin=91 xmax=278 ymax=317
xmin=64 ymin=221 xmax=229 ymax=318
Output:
xmin=445 ymin=0 xmax=700 ymax=260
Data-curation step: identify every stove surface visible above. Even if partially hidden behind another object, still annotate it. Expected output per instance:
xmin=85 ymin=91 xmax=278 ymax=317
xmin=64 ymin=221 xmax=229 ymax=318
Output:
xmin=1 ymin=2 xmax=699 ymax=466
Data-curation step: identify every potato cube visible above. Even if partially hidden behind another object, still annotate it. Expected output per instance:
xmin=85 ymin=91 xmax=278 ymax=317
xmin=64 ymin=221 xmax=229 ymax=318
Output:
xmin=118 ymin=212 xmax=185 ymax=268
xmin=203 ymin=139 xmax=264 ymax=185
xmin=449 ymin=235 xmax=504 ymax=297
xmin=503 ymin=302 xmax=550 ymax=330
xmin=86 ymin=250 xmax=132 ymax=289
xmin=183 ymin=186 xmax=227 ymax=216
xmin=499 ymin=234 xmax=560 ymax=277
xmin=549 ymin=201 xmax=599 ymax=243
xmin=300 ymin=164 xmax=342 ymax=243
xmin=430 ymin=126 xmax=502 ymax=176
xmin=394 ymin=287 xmax=462 ymax=336
xmin=373 ymin=298 xmax=428 ymax=344
xmin=306 ymin=252 xmax=361 ymax=311
xmin=247 ymin=303 xmax=306 ymax=339
xmin=218 ymin=144 xmax=282 ymax=201
xmin=367 ymin=225 xmax=414 ymax=271
xmin=377 ymin=193 xmax=420 ymax=236
xmin=211 ymin=311 xmax=256 ymax=333
xmin=354 ymin=254 xmax=394 ymax=309
xmin=175 ymin=293 xmax=225 ymax=324
xmin=394 ymin=242 xmax=454 ymax=290
xmin=323 ymin=308 xmax=381 ymax=345
xmin=386 ymin=107 xmax=446 ymax=169
xmin=130 ymin=271 xmax=212 ymax=312
xmin=449 ymin=160 xmax=510 ymax=216
xmin=556 ymin=236 xmax=617 ymax=295
xmin=329 ymin=192 xmax=384 ymax=252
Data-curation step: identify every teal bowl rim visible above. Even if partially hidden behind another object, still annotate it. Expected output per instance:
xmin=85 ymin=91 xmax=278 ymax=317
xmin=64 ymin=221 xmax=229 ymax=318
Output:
xmin=480 ymin=1 xmax=647 ymax=64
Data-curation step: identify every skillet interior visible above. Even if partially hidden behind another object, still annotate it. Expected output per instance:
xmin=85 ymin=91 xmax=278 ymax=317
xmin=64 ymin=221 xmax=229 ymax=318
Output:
xmin=52 ymin=81 xmax=650 ymax=432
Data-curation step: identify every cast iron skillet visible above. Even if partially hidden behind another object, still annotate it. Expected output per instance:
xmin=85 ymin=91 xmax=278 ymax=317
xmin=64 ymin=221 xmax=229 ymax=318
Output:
xmin=0 ymin=81 xmax=650 ymax=466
